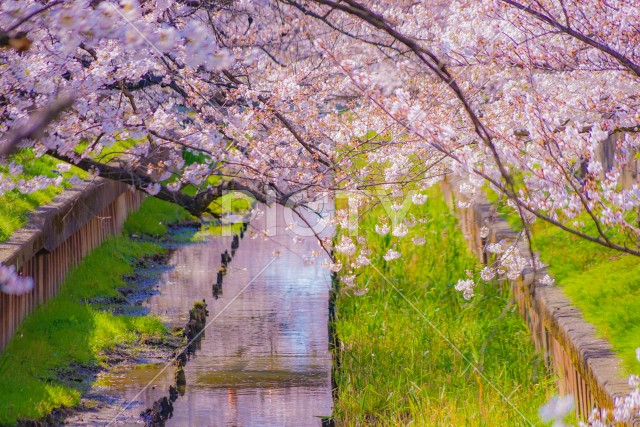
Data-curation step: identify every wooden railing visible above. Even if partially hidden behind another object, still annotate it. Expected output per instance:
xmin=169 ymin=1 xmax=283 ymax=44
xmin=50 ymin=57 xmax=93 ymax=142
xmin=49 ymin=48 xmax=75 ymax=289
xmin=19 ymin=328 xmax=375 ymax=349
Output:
xmin=441 ymin=178 xmax=639 ymax=425
xmin=0 ymin=179 xmax=144 ymax=351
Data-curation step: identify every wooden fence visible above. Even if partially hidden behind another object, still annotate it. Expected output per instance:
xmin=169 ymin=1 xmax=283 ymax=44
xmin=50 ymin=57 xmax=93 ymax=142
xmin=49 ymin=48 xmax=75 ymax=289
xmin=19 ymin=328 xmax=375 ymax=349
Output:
xmin=0 ymin=179 xmax=144 ymax=351
xmin=441 ymin=178 xmax=640 ymax=426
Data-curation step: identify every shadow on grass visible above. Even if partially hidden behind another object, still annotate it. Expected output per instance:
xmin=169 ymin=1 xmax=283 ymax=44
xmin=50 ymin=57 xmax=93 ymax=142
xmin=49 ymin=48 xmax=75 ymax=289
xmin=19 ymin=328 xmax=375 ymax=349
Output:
xmin=0 ymin=236 xmax=168 ymax=425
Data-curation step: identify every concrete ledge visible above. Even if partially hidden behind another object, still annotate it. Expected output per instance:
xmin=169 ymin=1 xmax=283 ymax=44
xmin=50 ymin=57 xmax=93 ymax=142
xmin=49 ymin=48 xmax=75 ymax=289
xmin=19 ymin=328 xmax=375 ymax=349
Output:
xmin=0 ymin=178 xmax=130 ymax=268
xmin=0 ymin=179 xmax=144 ymax=351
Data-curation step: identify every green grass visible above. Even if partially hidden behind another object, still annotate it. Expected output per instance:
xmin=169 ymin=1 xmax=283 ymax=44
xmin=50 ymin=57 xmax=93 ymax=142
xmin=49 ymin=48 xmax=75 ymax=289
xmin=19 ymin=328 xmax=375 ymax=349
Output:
xmin=0 ymin=150 xmax=87 ymax=242
xmin=530 ymin=219 xmax=640 ymax=373
xmin=0 ymin=142 xmax=256 ymax=424
xmin=192 ymin=223 xmax=244 ymax=240
xmin=333 ymin=189 xmax=556 ymax=426
xmin=72 ymin=138 xmax=138 ymax=162
xmin=0 ymin=139 xmax=147 ymax=243
xmin=124 ymin=196 xmax=195 ymax=237
xmin=1 ymin=139 xmax=254 ymax=242
xmin=207 ymin=191 xmax=255 ymax=216
xmin=0 ymin=235 xmax=167 ymax=425
xmin=0 ymin=177 xmax=242 ymax=424
xmin=124 ymin=190 xmax=253 ymax=238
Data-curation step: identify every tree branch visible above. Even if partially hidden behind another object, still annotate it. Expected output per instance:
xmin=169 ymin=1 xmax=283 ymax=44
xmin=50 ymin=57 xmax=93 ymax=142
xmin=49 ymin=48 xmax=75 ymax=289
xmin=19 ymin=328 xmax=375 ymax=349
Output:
xmin=48 ymin=150 xmax=289 ymax=217
xmin=501 ymin=0 xmax=640 ymax=77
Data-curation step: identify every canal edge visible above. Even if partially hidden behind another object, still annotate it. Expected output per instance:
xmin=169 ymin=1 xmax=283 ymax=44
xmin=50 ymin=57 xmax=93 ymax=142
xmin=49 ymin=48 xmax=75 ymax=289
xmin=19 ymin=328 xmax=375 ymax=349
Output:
xmin=325 ymin=271 xmax=341 ymax=427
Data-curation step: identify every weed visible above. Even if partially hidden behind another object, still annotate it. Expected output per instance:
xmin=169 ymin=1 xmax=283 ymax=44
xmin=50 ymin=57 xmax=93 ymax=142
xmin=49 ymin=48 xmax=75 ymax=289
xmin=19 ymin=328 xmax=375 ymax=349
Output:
xmin=333 ymin=188 xmax=556 ymax=425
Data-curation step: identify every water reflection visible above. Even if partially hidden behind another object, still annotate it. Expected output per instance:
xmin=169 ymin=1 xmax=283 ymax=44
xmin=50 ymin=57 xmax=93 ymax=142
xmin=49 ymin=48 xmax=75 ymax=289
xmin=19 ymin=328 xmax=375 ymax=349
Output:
xmin=70 ymin=204 xmax=333 ymax=426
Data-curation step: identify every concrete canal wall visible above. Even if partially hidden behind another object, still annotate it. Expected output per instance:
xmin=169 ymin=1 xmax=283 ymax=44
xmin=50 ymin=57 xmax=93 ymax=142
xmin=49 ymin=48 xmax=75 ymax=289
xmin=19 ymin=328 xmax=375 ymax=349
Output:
xmin=441 ymin=178 xmax=639 ymax=425
xmin=0 ymin=179 xmax=144 ymax=351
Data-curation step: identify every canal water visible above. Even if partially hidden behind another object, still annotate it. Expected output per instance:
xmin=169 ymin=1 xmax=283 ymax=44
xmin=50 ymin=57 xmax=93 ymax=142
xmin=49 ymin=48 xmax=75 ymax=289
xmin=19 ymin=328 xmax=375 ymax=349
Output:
xmin=67 ymin=204 xmax=334 ymax=426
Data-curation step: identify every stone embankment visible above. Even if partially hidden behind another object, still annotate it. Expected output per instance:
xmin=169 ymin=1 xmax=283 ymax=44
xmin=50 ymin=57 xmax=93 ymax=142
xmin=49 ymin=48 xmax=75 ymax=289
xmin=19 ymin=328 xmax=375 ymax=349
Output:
xmin=442 ymin=178 xmax=639 ymax=425
xmin=0 ymin=179 xmax=144 ymax=350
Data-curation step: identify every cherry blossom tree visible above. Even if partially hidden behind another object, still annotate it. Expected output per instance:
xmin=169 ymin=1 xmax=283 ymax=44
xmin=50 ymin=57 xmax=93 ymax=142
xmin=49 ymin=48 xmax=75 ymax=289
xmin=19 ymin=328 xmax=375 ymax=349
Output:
xmin=298 ymin=0 xmax=640 ymax=254
xmin=1 ymin=0 xmax=640 ymax=289
xmin=1 ymin=0 xmax=640 ymax=422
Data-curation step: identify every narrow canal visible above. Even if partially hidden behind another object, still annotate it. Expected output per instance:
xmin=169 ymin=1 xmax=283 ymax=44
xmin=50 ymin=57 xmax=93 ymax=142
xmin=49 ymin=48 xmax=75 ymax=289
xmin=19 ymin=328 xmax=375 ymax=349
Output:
xmin=68 ymin=204 xmax=334 ymax=426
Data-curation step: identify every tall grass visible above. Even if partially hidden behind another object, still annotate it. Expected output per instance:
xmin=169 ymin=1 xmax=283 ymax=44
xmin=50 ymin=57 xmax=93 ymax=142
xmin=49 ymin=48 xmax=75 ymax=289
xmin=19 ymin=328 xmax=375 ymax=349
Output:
xmin=333 ymin=189 xmax=556 ymax=426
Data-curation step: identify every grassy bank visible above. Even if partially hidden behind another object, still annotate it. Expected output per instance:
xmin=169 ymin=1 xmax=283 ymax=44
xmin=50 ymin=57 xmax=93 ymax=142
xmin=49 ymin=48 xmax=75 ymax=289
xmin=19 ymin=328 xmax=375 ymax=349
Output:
xmin=333 ymin=189 xmax=556 ymax=425
xmin=0 ymin=150 xmax=87 ymax=242
xmin=0 ymin=140 xmax=254 ymax=243
xmin=531 ymin=220 xmax=640 ymax=372
xmin=1 ymin=139 xmax=144 ymax=243
xmin=487 ymin=190 xmax=640 ymax=373
xmin=124 ymin=196 xmax=195 ymax=237
xmin=0 ymin=197 xmax=194 ymax=425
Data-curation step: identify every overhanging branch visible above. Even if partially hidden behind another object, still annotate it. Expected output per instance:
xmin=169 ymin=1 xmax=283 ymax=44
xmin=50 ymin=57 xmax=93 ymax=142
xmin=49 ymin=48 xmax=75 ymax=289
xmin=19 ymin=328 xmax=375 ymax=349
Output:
xmin=48 ymin=150 xmax=288 ymax=217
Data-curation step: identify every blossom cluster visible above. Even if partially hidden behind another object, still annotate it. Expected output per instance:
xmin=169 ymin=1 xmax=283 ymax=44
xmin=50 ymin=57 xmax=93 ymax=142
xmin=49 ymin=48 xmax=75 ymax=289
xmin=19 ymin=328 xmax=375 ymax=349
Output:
xmin=454 ymin=278 xmax=476 ymax=300
xmin=2 ymin=0 xmax=640 ymax=300
xmin=0 ymin=263 xmax=34 ymax=295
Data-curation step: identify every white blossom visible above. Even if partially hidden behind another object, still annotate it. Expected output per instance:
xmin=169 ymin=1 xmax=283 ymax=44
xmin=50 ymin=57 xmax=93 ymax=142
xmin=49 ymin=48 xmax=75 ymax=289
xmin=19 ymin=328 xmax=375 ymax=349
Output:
xmin=341 ymin=274 xmax=356 ymax=287
xmin=412 ymin=237 xmax=426 ymax=245
xmin=353 ymin=287 xmax=369 ymax=296
xmin=480 ymin=267 xmax=495 ymax=281
xmin=486 ymin=243 xmax=504 ymax=254
xmin=335 ymin=236 xmax=357 ymax=255
xmin=383 ymin=248 xmax=401 ymax=261
xmin=375 ymin=223 xmax=390 ymax=235
xmin=56 ymin=163 xmax=72 ymax=173
xmin=411 ymin=193 xmax=428 ymax=205
xmin=355 ymin=254 xmax=370 ymax=266
xmin=0 ymin=263 xmax=34 ymax=295
xmin=454 ymin=278 xmax=476 ymax=300
xmin=539 ymin=395 xmax=574 ymax=427
xmin=392 ymin=223 xmax=408 ymax=237
xmin=540 ymin=274 xmax=555 ymax=286
xmin=145 ymin=183 xmax=161 ymax=196
xmin=328 ymin=261 xmax=342 ymax=273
